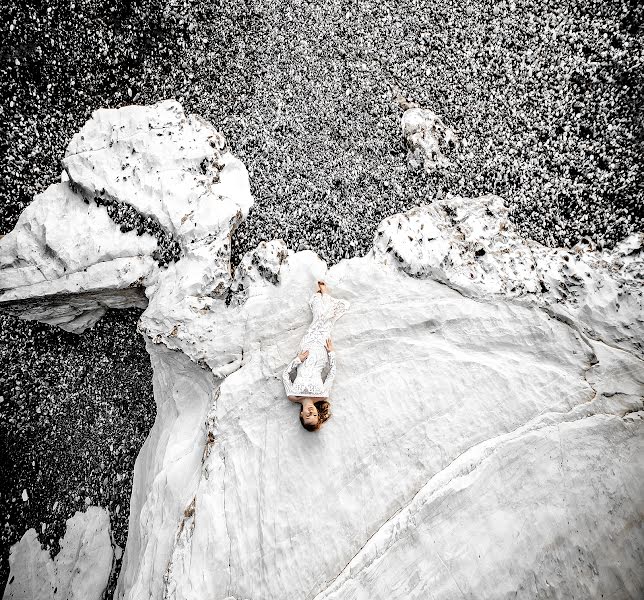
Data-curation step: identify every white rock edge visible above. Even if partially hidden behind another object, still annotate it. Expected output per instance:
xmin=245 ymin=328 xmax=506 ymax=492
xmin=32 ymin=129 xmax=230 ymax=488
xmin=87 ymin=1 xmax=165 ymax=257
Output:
xmin=3 ymin=506 xmax=113 ymax=600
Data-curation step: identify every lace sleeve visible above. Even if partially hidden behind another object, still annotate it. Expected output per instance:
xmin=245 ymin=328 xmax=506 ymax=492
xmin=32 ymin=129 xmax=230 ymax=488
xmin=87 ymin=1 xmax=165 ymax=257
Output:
xmin=323 ymin=351 xmax=337 ymax=394
xmin=282 ymin=356 xmax=302 ymax=396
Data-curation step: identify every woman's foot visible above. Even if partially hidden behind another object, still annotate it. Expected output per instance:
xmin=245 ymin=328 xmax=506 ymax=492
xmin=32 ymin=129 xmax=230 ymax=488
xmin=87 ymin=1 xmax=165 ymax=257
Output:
xmin=317 ymin=281 xmax=329 ymax=294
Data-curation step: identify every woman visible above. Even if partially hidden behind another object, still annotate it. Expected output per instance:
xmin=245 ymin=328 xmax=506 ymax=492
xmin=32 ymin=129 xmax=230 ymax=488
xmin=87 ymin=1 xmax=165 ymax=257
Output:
xmin=282 ymin=281 xmax=350 ymax=431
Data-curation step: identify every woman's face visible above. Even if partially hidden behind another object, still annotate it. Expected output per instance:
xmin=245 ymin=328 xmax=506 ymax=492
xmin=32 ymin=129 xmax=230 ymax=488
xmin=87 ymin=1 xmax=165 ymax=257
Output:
xmin=301 ymin=401 xmax=319 ymax=425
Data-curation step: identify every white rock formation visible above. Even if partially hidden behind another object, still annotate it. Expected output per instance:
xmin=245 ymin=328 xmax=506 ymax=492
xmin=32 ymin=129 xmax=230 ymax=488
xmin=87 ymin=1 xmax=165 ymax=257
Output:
xmin=2 ymin=102 xmax=642 ymax=600
xmin=373 ymin=195 xmax=643 ymax=358
xmin=0 ymin=99 xmax=252 ymax=332
xmin=4 ymin=507 xmax=113 ymax=600
xmin=401 ymin=107 xmax=460 ymax=171
xmin=0 ymin=182 xmax=158 ymax=332
xmin=62 ymin=99 xmax=252 ymax=302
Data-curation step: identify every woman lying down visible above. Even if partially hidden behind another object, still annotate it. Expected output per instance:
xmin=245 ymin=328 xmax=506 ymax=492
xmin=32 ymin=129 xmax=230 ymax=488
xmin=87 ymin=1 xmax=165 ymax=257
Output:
xmin=282 ymin=281 xmax=350 ymax=431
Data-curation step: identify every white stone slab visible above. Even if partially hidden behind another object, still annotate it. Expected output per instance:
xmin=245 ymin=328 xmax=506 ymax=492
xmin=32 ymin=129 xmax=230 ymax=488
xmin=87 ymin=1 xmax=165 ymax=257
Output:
xmin=4 ymin=507 xmax=113 ymax=600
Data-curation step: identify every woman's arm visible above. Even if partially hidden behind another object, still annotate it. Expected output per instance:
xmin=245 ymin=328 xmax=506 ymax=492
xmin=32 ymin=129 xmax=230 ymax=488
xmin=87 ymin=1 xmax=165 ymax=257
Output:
xmin=283 ymin=350 xmax=309 ymax=396
xmin=322 ymin=351 xmax=337 ymax=394
xmin=282 ymin=356 xmax=302 ymax=395
xmin=282 ymin=356 xmax=302 ymax=386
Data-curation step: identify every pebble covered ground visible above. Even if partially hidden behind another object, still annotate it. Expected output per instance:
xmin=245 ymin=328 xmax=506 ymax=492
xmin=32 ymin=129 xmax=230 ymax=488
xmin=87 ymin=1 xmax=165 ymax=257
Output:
xmin=0 ymin=310 xmax=152 ymax=594
xmin=1 ymin=0 xmax=642 ymax=592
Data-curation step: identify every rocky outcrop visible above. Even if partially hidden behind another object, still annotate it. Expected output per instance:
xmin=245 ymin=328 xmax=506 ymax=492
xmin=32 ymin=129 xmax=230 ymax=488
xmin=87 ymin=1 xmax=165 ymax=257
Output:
xmin=373 ymin=194 xmax=643 ymax=358
xmin=2 ymin=102 xmax=642 ymax=600
xmin=4 ymin=507 xmax=113 ymax=600
xmin=129 ymin=239 xmax=643 ymax=600
xmin=0 ymin=99 xmax=252 ymax=333
xmin=401 ymin=107 xmax=460 ymax=172
xmin=0 ymin=181 xmax=157 ymax=332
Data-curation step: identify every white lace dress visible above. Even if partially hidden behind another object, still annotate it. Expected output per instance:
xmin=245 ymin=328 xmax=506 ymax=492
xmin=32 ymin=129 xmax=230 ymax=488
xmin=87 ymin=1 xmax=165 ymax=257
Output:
xmin=282 ymin=292 xmax=350 ymax=398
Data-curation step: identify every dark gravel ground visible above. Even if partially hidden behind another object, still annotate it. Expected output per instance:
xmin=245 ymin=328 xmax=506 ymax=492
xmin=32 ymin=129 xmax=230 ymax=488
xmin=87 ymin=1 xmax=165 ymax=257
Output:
xmin=1 ymin=0 xmax=642 ymax=593
xmin=0 ymin=309 xmax=153 ymax=594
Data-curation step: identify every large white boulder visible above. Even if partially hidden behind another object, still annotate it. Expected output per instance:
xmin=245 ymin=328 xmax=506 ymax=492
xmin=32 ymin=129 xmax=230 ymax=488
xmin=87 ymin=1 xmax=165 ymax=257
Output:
xmin=122 ymin=238 xmax=643 ymax=600
xmin=0 ymin=99 xmax=252 ymax=332
xmin=1 ymin=102 xmax=642 ymax=600
xmin=4 ymin=507 xmax=113 ymax=600
xmin=63 ymin=100 xmax=251 ymax=251
xmin=0 ymin=182 xmax=158 ymax=332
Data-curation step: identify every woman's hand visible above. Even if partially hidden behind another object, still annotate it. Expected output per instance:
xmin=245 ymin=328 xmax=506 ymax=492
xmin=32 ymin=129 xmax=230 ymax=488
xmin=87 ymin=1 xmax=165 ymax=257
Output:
xmin=298 ymin=350 xmax=309 ymax=362
xmin=325 ymin=338 xmax=334 ymax=352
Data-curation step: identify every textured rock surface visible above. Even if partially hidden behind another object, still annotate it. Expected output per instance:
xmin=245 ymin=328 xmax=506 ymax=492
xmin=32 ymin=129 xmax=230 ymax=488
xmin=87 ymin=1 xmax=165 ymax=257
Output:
xmin=1 ymin=103 xmax=642 ymax=600
xmin=4 ymin=507 xmax=113 ymax=600
xmin=315 ymin=406 xmax=643 ymax=600
xmin=373 ymin=194 xmax=643 ymax=358
xmin=0 ymin=182 xmax=157 ymax=332
xmin=0 ymin=182 xmax=157 ymax=291
xmin=127 ymin=247 xmax=643 ymax=600
xmin=0 ymin=99 xmax=252 ymax=333
xmin=62 ymin=100 xmax=252 ymax=252
xmin=401 ymin=107 xmax=460 ymax=172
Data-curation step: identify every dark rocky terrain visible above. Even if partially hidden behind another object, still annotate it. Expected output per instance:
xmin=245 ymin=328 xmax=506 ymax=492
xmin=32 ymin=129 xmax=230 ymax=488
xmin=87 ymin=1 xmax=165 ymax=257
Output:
xmin=1 ymin=0 xmax=642 ymax=592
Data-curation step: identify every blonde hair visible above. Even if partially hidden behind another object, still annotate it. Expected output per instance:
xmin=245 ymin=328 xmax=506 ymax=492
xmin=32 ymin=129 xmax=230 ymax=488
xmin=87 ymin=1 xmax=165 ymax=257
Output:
xmin=300 ymin=400 xmax=331 ymax=432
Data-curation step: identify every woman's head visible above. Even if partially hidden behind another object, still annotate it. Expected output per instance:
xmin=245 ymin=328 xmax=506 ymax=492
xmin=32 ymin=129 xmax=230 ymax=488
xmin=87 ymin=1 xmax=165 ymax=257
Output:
xmin=299 ymin=399 xmax=331 ymax=432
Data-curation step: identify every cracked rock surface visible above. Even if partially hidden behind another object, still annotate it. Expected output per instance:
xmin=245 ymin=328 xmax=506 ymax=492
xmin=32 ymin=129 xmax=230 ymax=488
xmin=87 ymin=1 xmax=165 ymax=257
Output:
xmin=2 ymin=102 xmax=643 ymax=600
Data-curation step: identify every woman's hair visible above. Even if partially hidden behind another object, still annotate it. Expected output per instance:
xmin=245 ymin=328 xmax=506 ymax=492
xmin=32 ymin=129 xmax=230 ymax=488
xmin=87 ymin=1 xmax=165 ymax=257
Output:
xmin=300 ymin=400 xmax=331 ymax=432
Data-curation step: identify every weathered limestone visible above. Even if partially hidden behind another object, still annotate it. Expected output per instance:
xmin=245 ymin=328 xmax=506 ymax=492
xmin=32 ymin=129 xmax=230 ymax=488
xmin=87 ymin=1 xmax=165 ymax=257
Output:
xmin=0 ymin=182 xmax=157 ymax=332
xmin=4 ymin=507 xmax=113 ymax=600
xmin=2 ymin=102 xmax=642 ymax=600
xmin=0 ymin=99 xmax=252 ymax=332
xmin=373 ymin=195 xmax=643 ymax=359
